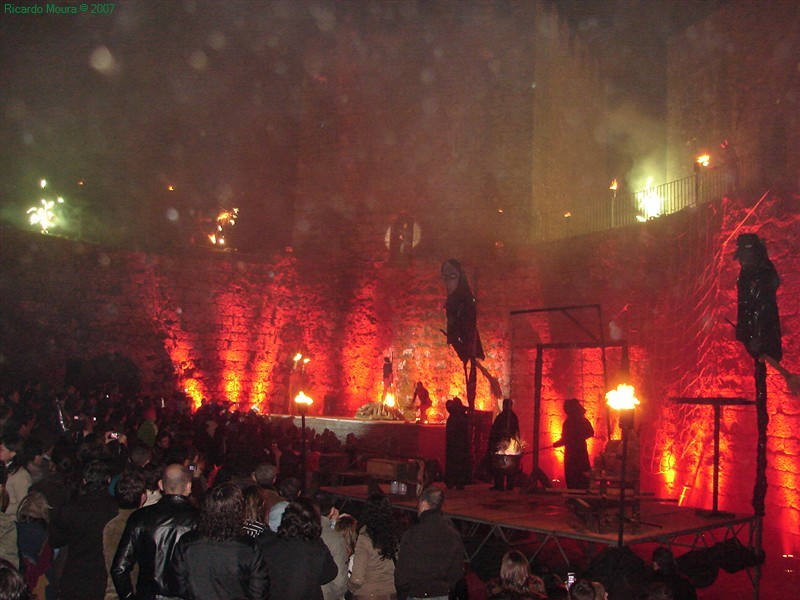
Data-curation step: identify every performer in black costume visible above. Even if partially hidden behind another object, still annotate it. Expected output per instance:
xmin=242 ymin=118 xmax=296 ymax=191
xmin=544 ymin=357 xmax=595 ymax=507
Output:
xmin=734 ymin=233 xmax=782 ymax=517
xmin=382 ymin=356 xmax=393 ymax=401
xmin=487 ymin=398 xmax=520 ymax=491
xmin=551 ymin=398 xmax=594 ymax=490
xmin=412 ymin=381 xmax=432 ymax=422
xmin=441 ymin=259 xmax=484 ymax=411
xmin=445 ymin=397 xmax=471 ymax=489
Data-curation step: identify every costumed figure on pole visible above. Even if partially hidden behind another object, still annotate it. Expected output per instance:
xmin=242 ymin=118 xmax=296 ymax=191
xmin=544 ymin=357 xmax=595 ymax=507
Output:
xmin=733 ymin=233 xmax=783 ymax=517
xmin=440 ymin=259 xmax=502 ymax=411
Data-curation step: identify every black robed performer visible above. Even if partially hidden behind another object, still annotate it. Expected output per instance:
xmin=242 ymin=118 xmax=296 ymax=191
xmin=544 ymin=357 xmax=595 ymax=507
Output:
xmin=488 ymin=398 xmax=520 ymax=491
xmin=734 ymin=233 xmax=782 ymax=517
xmin=445 ymin=397 xmax=471 ymax=489
xmin=550 ymin=398 xmax=594 ymax=490
xmin=441 ymin=259 xmax=484 ymax=411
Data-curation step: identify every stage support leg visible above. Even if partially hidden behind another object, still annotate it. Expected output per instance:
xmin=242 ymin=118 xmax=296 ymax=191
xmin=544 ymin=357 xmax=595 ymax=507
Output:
xmin=532 ymin=345 xmax=543 ymax=487
xmin=752 ymin=516 xmax=762 ymax=600
xmin=466 ymin=357 xmax=477 ymax=411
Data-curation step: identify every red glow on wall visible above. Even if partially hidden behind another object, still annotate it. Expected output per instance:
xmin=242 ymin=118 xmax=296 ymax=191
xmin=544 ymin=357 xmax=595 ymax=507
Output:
xmin=184 ymin=379 xmax=205 ymax=411
xmin=20 ymin=193 xmax=789 ymax=549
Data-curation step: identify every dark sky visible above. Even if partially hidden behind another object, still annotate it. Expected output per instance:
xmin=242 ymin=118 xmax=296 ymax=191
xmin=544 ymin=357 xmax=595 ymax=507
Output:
xmin=0 ymin=0 xmax=725 ymax=252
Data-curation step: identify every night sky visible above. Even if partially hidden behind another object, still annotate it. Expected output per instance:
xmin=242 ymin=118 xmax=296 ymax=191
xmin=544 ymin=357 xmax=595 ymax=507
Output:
xmin=1 ymin=0 xmax=724 ymax=253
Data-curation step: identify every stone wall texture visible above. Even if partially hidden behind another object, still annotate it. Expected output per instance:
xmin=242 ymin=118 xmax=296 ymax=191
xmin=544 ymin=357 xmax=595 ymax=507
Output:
xmin=291 ymin=0 xmax=606 ymax=256
xmin=2 ymin=190 xmax=798 ymax=550
xmin=666 ymin=1 xmax=800 ymax=186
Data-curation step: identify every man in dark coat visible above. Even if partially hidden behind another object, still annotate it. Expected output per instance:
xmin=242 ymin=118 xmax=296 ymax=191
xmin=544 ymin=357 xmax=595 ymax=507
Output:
xmin=445 ymin=398 xmax=471 ymax=490
xmin=395 ymin=485 xmax=465 ymax=600
xmin=111 ymin=464 xmax=198 ymax=600
xmin=50 ymin=460 xmax=119 ymax=600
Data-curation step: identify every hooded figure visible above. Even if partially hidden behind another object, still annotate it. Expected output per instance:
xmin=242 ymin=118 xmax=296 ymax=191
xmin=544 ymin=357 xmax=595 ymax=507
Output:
xmin=442 ymin=259 xmax=485 ymax=412
xmin=442 ymin=259 xmax=485 ymax=364
xmin=735 ymin=233 xmax=782 ymax=362
xmin=487 ymin=399 xmax=520 ymax=491
xmin=445 ymin=398 xmax=471 ymax=489
xmin=735 ymin=233 xmax=782 ymax=517
xmin=552 ymin=399 xmax=594 ymax=490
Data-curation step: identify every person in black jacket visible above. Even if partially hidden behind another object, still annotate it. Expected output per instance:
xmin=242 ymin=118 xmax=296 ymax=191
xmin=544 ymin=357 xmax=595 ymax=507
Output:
xmin=172 ymin=483 xmax=269 ymax=600
xmin=49 ymin=460 xmax=118 ymax=600
xmin=395 ymin=486 xmax=465 ymax=600
xmin=111 ymin=464 xmax=198 ymax=600
xmin=260 ymin=497 xmax=336 ymax=600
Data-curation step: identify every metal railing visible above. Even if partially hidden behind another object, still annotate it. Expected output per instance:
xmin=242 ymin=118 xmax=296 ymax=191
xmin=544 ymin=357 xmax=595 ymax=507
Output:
xmin=532 ymin=155 xmax=768 ymax=241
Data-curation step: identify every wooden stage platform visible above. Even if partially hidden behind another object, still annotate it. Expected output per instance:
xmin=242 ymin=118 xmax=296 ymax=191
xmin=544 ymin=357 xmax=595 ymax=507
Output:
xmin=325 ymin=483 xmax=760 ymax=587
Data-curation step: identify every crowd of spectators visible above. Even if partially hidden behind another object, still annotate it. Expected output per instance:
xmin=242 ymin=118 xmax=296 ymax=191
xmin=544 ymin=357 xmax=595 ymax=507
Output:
xmin=0 ymin=382 xmax=697 ymax=600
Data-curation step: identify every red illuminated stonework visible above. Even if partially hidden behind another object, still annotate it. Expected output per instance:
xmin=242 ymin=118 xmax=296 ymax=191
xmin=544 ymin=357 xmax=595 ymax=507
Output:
xmin=1 ymin=191 xmax=798 ymax=550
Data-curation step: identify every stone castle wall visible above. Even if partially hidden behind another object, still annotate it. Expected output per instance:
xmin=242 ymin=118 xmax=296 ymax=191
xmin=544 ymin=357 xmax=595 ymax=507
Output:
xmin=666 ymin=1 xmax=800 ymax=186
xmin=3 ymin=191 xmax=798 ymax=549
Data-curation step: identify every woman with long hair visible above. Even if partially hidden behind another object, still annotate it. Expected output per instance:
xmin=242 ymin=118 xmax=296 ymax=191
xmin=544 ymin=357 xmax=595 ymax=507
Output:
xmin=335 ymin=514 xmax=359 ymax=562
xmin=241 ymin=485 xmax=272 ymax=540
xmin=485 ymin=550 xmax=546 ymax=599
xmin=173 ymin=483 xmax=268 ymax=600
xmin=260 ymin=497 xmax=337 ymax=600
xmin=348 ymin=493 xmax=399 ymax=600
xmin=1 ymin=434 xmax=32 ymax=519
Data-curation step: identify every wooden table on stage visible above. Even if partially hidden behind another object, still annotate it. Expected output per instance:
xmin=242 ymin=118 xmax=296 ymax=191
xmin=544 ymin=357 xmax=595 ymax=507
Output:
xmin=670 ymin=396 xmax=755 ymax=517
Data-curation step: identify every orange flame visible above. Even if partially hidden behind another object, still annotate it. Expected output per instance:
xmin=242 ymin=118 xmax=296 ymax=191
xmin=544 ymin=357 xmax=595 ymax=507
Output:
xmin=605 ymin=384 xmax=640 ymax=410
xmin=496 ymin=437 xmax=523 ymax=455
xmin=294 ymin=391 xmax=313 ymax=407
xmin=610 ymin=179 xmax=618 ymax=191
xmin=696 ymin=154 xmax=711 ymax=167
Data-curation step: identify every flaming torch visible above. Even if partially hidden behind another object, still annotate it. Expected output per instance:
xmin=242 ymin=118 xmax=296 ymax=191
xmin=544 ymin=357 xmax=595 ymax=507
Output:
xmin=610 ymin=179 xmax=618 ymax=227
xmin=605 ymin=383 xmax=639 ymax=547
xmin=606 ymin=384 xmax=639 ymax=413
xmin=208 ymin=207 xmax=239 ymax=246
xmin=694 ymin=154 xmax=711 ymax=205
xmin=294 ymin=391 xmax=313 ymax=491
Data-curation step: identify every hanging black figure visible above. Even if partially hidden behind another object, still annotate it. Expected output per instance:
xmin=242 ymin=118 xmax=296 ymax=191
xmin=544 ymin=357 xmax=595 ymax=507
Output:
xmin=734 ymin=233 xmax=782 ymax=517
xmin=441 ymin=259 xmax=485 ymax=411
